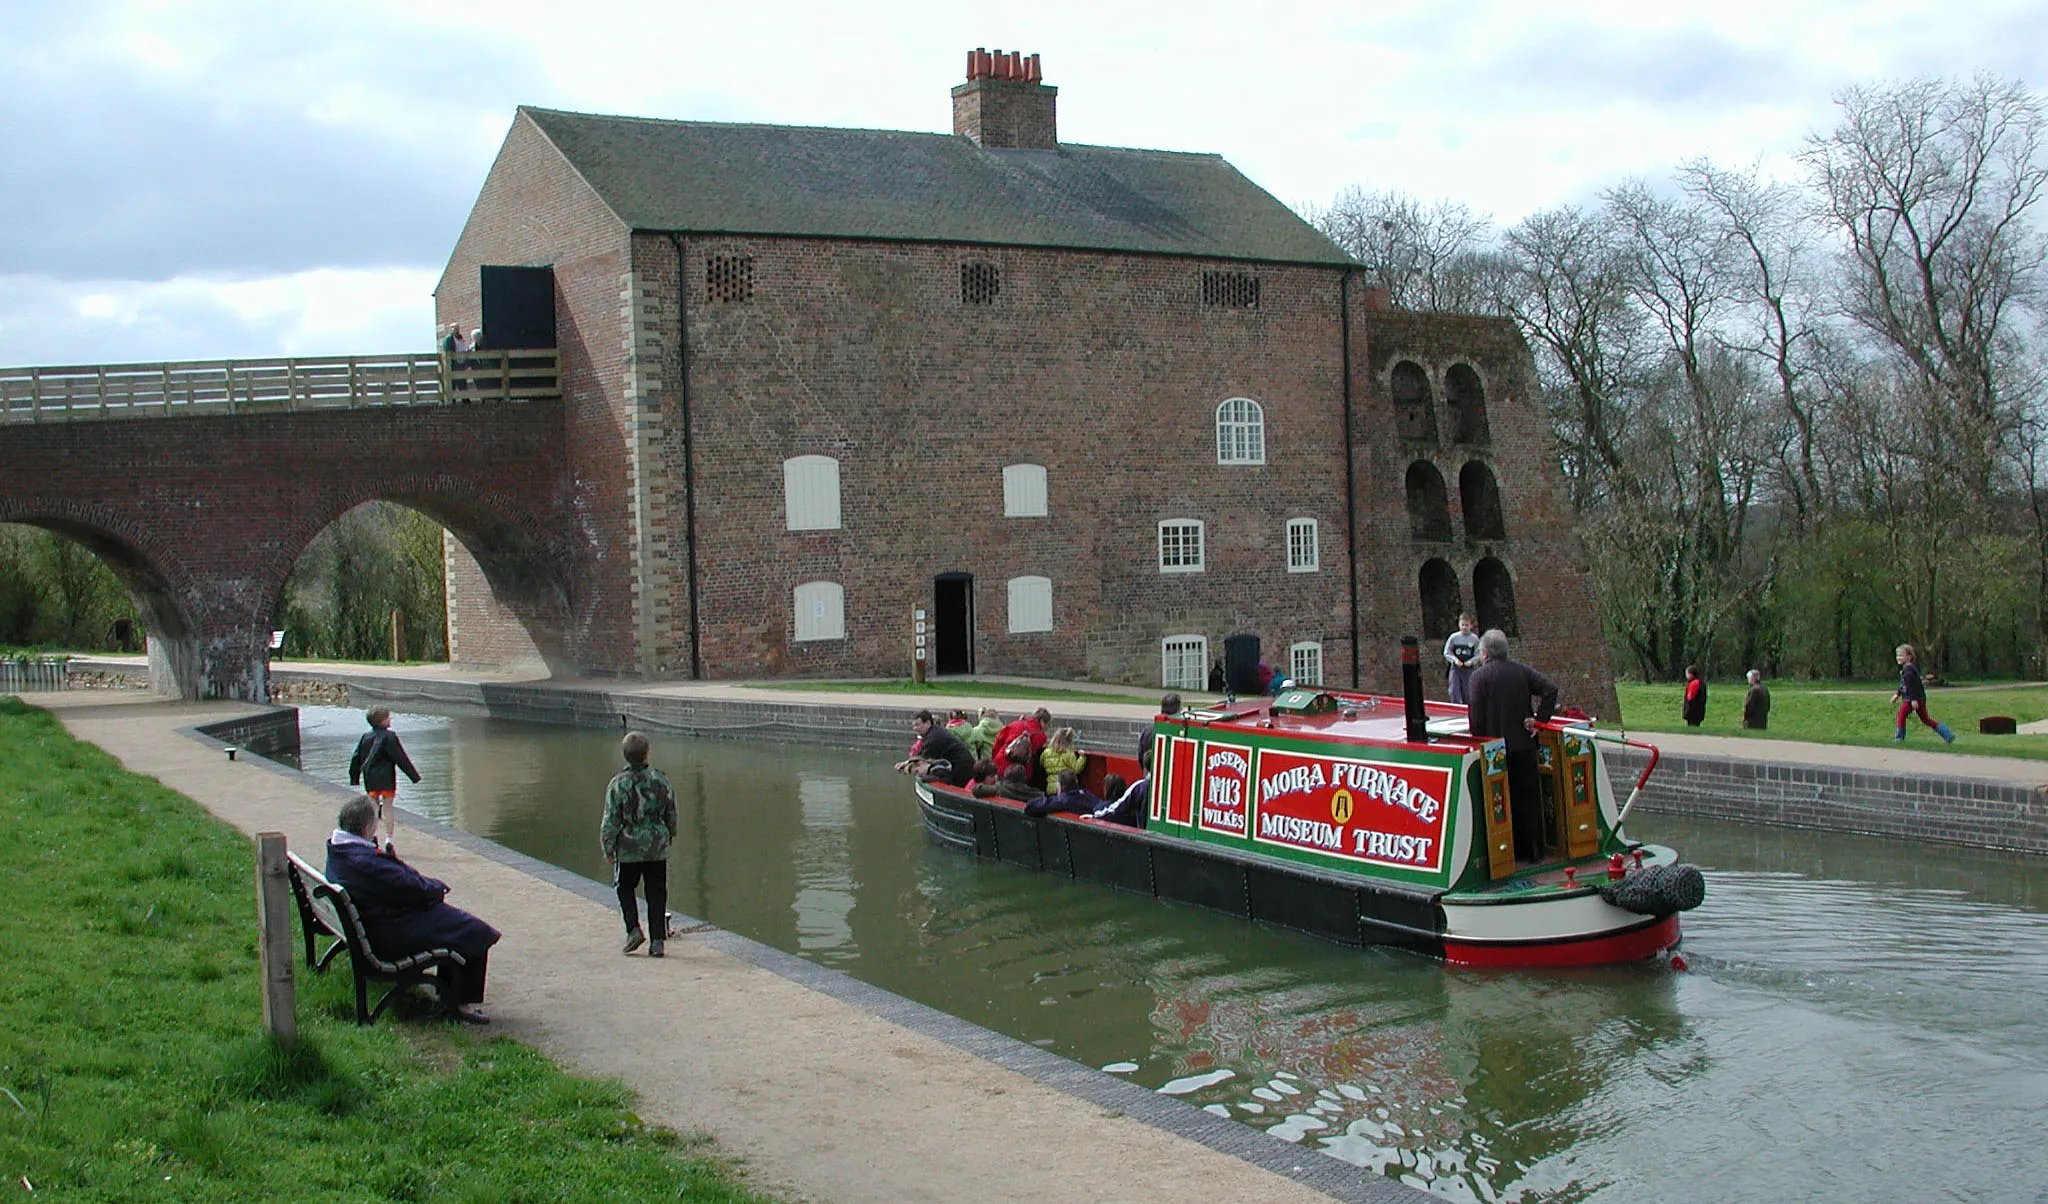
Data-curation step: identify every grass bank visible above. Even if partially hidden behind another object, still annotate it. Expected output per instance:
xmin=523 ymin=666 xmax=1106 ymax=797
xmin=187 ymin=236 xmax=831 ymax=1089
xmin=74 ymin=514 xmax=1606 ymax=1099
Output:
xmin=0 ymin=697 xmax=774 ymax=1203
xmin=1613 ymin=679 xmax=2048 ymax=760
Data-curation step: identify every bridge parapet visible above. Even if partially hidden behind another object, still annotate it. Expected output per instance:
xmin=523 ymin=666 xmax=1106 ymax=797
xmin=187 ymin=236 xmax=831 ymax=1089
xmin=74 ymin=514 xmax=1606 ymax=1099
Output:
xmin=1 ymin=351 xmax=559 ymax=423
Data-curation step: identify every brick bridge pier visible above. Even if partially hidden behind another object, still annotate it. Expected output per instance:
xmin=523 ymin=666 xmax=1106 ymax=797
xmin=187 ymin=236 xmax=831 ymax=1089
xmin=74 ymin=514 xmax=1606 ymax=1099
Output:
xmin=0 ymin=356 xmax=575 ymax=701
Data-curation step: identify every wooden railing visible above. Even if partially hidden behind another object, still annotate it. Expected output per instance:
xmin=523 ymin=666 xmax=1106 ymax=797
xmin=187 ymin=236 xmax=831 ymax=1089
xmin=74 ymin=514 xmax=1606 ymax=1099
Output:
xmin=0 ymin=351 xmax=559 ymax=423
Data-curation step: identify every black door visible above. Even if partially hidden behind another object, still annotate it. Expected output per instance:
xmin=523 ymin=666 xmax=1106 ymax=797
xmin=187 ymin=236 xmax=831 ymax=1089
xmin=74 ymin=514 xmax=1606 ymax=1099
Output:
xmin=933 ymin=574 xmax=974 ymax=675
xmin=479 ymin=265 xmax=557 ymax=350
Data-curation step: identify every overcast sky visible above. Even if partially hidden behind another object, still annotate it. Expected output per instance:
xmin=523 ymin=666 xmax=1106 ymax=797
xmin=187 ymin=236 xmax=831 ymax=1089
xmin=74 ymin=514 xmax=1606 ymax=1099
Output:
xmin=2 ymin=0 xmax=2040 ymax=366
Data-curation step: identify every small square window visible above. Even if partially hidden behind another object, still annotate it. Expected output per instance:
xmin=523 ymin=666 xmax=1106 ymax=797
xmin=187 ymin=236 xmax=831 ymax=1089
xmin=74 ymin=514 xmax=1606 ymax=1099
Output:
xmin=961 ymin=261 xmax=1001 ymax=305
xmin=1287 ymin=518 xmax=1319 ymax=572
xmin=707 ymin=256 xmax=754 ymax=304
xmin=1158 ymin=520 xmax=1205 ymax=573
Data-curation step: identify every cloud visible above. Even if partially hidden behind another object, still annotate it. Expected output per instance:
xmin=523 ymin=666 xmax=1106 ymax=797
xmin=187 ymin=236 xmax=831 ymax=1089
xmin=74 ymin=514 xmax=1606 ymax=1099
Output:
xmin=0 ymin=269 xmax=436 ymax=366
xmin=0 ymin=0 xmax=548 ymax=281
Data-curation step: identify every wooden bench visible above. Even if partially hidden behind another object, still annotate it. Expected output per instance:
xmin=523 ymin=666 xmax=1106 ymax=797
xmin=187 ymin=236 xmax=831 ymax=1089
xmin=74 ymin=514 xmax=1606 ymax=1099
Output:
xmin=285 ymin=851 xmax=469 ymax=1025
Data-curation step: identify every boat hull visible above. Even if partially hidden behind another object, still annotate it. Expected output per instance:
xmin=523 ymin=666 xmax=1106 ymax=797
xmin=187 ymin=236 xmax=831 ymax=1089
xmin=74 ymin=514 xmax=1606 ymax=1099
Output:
xmin=917 ymin=782 xmax=1679 ymax=965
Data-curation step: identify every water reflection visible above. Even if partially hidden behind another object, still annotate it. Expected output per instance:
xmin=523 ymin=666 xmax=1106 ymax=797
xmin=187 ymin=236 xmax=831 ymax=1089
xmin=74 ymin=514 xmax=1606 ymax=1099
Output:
xmin=285 ymin=706 xmax=2048 ymax=1203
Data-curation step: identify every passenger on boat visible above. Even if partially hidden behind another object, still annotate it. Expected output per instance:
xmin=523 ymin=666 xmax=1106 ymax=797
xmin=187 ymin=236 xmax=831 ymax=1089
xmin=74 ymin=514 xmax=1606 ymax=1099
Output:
xmin=1465 ymin=630 xmax=1559 ymax=863
xmin=993 ymin=710 xmax=1050 ymax=784
xmin=1040 ymin=727 xmax=1087 ymax=794
xmin=1146 ymin=693 xmax=1183 ymax=760
xmin=953 ymin=707 xmax=1002 ymax=761
xmin=900 ymin=710 xmax=975 ymax=787
xmin=968 ymin=758 xmax=1000 ymax=786
xmin=972 ymin=763 xmax=1040 ymax=802
xmin=1090 ymin=749 xmax=1150 ymax=828
xmin=1025 ymin=769 xmax=1104 ymax=817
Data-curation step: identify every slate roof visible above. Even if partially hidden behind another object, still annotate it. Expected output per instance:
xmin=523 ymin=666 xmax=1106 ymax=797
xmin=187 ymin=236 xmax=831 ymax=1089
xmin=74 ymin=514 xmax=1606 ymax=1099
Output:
xmin=521 ymin=106 xmax=1353 ymax=267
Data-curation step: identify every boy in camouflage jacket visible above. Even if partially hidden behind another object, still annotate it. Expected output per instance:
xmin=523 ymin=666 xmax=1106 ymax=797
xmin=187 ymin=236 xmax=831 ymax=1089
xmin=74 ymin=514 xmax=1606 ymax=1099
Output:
xmin=600 ymin=732 xmax=679 ymax=956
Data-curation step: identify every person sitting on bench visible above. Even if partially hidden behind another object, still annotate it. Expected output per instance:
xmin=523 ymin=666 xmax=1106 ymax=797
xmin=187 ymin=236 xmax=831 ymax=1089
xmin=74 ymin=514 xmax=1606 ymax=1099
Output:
xmin=325 ymin=795 xmax=501 ymax=1025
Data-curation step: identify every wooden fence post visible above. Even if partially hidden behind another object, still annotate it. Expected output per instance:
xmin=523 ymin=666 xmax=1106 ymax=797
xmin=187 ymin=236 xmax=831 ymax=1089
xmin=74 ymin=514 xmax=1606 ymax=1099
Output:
xmin=256 ymin=832 xmax=296 ymax=1048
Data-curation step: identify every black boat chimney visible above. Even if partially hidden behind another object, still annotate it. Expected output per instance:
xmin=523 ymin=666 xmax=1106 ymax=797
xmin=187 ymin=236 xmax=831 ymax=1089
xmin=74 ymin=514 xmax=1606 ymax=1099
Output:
xmin=1400 ymin=637 xmax=1430 ymax=743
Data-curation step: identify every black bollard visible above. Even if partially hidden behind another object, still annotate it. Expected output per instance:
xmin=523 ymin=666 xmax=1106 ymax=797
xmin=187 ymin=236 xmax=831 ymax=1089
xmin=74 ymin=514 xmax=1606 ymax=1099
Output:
xmin=1400 ymin=637 xmax=1430 ymax=744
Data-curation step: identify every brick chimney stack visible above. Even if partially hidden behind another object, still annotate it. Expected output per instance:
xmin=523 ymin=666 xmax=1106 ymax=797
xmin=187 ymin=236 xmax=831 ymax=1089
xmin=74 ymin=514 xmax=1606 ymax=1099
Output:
xmin=952 ymin=49 xmax=1057 ymax=150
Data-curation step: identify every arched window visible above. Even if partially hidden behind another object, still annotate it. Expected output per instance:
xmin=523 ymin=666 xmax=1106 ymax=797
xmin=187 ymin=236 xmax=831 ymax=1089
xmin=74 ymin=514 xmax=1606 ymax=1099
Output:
xmin=1419 ymin=559 xmax=1462 ymax=641
xmin=1474 ymin=558 xmax=1519 ymax=636
xmin=1215 ymin=398 xmax=1266 ymax=465
xmin=1406 ymin=462 xmax=1453 ymax=541
xmin=1459 ymin=461 xmax=1507 ymax=541
xmin=793 ymin=581 xmax=845 ymax=641
xmin=782 ymin=455 xmax=842 ymax=531
xmin=1007 ymin=575 xmax=1053 ymax=633
xmin=1003 ymin=464 xmax=1048 ymax=518
xmin=1391 ymin=361 xmax=1437 ymax=444
xmin=1446 ymin=363 xmax=1490 ymax=444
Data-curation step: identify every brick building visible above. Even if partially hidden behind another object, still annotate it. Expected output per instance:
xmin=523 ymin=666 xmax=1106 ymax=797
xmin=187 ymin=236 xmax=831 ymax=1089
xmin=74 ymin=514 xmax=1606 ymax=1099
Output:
xmin=437 ymin=50 xmax=1616 ymax=712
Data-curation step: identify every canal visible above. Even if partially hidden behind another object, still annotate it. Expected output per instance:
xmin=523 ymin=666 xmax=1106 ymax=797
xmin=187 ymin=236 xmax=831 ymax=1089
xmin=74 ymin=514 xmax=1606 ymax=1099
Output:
xmin=288 ymin=706 xmax=2048 ymax=1202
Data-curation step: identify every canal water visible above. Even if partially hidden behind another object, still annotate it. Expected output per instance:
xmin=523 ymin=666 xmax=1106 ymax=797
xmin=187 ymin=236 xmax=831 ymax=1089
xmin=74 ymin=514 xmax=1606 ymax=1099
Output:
xmin=288 ymin=707 xmax=2048 ymax=1203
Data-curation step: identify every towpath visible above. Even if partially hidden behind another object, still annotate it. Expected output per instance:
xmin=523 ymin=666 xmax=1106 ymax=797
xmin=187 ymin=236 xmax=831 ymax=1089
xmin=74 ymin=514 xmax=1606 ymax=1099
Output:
xmin=33 ymin=686 xmax=1419 ymax=1204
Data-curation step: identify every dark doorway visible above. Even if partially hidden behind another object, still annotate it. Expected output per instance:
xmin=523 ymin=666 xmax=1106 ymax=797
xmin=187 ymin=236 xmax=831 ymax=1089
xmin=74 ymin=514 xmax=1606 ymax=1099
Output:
xmin=479 ymin=265 xmax=557 ymax=350
xmin=1419 ymin=559 xmax=1463 ymax=641
xmin=934 ymin=574 xmax=974 ymax=675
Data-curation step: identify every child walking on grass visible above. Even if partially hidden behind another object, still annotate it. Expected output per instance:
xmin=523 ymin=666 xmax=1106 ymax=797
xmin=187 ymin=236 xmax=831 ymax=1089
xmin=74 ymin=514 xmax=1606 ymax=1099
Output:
xmin=1892 ymin=644 xmax=1955 ymax=744
xmin=348 ymin=706 xmax=421 ymax=852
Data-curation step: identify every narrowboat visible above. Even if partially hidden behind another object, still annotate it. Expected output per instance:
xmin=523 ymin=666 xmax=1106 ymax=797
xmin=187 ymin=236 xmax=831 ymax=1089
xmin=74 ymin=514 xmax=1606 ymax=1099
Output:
xmin=914 ymin=648 xmax=1703 ymax=968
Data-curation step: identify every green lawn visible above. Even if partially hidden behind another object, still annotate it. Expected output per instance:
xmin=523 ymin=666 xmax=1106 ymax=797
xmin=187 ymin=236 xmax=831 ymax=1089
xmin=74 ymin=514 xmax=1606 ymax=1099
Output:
xmin=0 ymin=697 xmax=777 ymax=1203
xmin=1613 ymin=678 xmax=2048 ymax=760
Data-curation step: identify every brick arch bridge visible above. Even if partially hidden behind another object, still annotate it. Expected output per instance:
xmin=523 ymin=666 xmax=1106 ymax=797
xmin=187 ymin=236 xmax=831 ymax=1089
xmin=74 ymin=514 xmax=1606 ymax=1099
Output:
xmin=0 ymin=394 xmax=575 ymax=701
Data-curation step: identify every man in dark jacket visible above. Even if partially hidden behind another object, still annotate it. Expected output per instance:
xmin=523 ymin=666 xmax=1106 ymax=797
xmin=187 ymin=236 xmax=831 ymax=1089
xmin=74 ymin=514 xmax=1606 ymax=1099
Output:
xmin=903 ymin=710 xmax=975 ymax=787
xmin=326 ymin=794 xmax=500 ymax=1024
xmin=1465 ymin=630 xmax=1560 ymax=863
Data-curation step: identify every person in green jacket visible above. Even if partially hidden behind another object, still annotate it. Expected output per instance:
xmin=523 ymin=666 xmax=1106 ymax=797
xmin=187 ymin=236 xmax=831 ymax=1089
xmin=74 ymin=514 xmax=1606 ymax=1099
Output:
xmin=952 ymin=706 xmax=1002 ymax=762
xmin=600 ymin=731 xmax=679 ymax=957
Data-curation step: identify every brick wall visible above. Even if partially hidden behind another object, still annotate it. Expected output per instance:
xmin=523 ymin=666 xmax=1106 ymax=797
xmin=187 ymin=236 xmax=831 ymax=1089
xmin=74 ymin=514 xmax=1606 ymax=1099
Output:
xmin=1355 ymin=311 xmax=1616 ymax=718
xmin=643 ymin=237 xmax=1362 ymax=686
xmin=436 ymin=110 xmax=639 ymax=674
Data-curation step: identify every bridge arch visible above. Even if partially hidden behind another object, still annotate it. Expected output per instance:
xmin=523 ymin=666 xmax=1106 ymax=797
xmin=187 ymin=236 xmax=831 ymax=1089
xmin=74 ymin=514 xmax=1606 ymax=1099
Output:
xmin=0 ymin=499 xmax=205 ymax=693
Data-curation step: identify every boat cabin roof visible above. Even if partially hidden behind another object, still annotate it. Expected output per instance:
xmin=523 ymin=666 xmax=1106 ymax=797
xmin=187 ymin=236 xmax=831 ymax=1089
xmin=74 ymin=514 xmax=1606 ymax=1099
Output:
xmin=1172 ymin=691 xmax=1483 ymax=753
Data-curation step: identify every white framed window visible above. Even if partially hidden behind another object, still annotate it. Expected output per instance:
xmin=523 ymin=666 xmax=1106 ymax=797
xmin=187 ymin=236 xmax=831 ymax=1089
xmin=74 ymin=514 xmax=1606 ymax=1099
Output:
xmin=1003 ymin=464 xmax=1048 ymax=518
xmin=783 ymin=455 xmax=842 ymax=531
xmin=1162 ymin=635 xmax=1209 ymax=691
xmin=1286 ymin=517 xmax=1319 ymax=573
xmin=1158 ymin=519 xmax=1205 ymax=573
xmin=792 ymin=581 xmax=845 ymax=641
xmin=1289 ymin=641 xmax=1323 ymax=686
xmin=1007 ymin=575 xmax=1053 ymax=633
xmin=1216 ymin=397 xmax=1266 ymax=465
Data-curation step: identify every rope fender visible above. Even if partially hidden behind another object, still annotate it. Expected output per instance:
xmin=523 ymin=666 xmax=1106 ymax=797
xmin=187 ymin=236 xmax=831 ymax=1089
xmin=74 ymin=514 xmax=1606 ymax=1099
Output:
xmin=1599 ymin=863 xmax=1706 ymax=916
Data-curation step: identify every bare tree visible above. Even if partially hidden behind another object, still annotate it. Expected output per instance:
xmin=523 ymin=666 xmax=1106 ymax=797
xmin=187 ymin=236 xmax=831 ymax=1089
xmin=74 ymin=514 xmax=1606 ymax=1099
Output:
xmin=1308 ymin=188 xmax=1496 ymax=313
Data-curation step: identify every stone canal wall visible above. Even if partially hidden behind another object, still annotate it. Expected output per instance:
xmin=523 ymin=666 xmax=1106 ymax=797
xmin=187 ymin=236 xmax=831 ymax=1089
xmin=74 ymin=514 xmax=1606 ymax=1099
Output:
xmin=301 ymin=673 xmax=2048 ymax=856
xmin=1606 ymin=748 xmax=2048 ymax=856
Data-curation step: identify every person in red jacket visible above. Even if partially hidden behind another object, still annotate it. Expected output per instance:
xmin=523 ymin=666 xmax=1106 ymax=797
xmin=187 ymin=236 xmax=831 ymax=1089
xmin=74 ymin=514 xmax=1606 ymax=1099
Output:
xmin=991 ymin=709 xmax=1051 ymax=784
xmin=1681 ymin=666 xmax=1707 ymax=727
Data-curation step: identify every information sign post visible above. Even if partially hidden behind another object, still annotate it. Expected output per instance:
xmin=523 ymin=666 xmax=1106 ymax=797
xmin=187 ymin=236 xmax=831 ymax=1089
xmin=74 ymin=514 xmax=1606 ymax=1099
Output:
xmin=912 ymin=608 xmax=928 ymax=684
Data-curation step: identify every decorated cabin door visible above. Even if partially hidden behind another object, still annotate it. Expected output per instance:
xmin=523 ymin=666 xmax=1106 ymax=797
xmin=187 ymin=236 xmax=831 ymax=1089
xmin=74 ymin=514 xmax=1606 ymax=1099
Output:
xmin=1478 ymin=742 xmax=1517 ymax=879
xmin=1559 ymin=730 xmax=1601 ymax=858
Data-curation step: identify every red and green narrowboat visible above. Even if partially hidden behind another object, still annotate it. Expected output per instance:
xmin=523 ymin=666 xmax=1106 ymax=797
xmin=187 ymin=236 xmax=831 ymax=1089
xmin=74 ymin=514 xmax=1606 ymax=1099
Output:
xmin=915 ymin=660 xmax=1703 ymax=968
